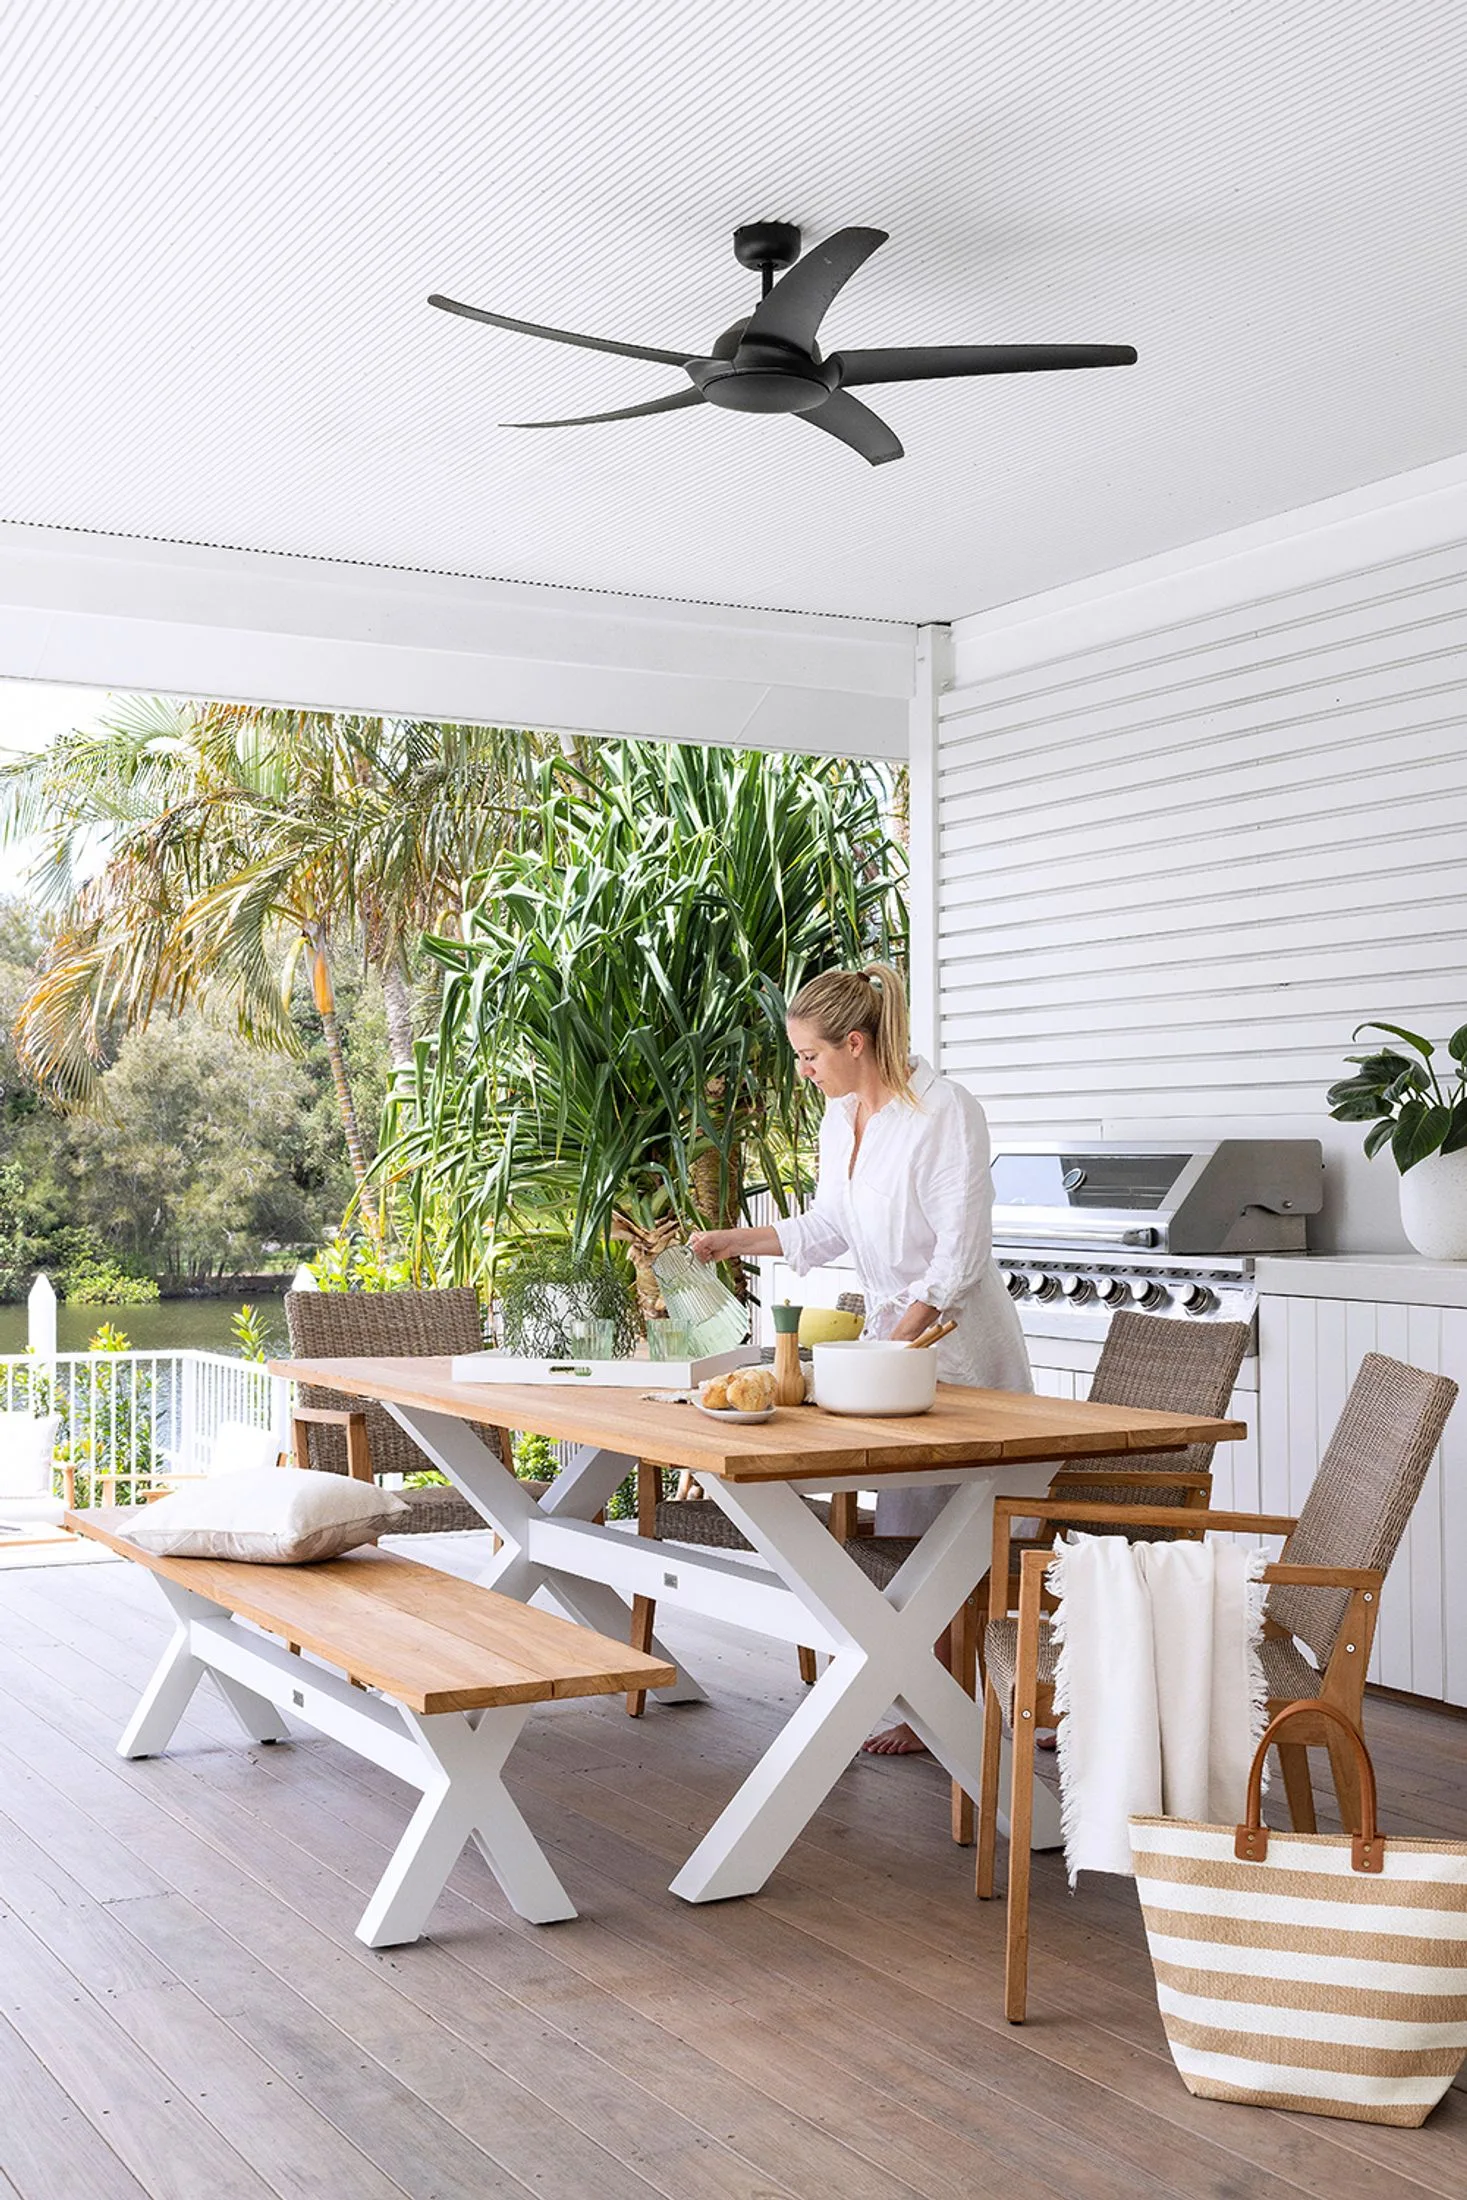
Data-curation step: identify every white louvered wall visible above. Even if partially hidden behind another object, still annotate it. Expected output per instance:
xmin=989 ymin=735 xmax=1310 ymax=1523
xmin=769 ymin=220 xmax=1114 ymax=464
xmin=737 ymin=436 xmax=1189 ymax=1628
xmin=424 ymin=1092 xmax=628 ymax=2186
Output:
xmin=934 ymin=475 xmax=1467 ymax=1255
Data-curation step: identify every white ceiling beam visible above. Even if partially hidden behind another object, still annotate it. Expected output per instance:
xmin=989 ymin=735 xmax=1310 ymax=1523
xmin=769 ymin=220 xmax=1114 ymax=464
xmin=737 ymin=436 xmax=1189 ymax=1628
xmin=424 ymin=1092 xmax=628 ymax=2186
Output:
xmin=0 ymin=525 xmax=914 ymax=760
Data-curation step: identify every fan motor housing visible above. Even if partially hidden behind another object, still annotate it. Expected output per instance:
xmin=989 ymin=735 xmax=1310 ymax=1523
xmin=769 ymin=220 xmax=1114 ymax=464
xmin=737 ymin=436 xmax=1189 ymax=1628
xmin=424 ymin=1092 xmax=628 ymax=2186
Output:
xmin=690 ymin=341 xmax=839 ymax=415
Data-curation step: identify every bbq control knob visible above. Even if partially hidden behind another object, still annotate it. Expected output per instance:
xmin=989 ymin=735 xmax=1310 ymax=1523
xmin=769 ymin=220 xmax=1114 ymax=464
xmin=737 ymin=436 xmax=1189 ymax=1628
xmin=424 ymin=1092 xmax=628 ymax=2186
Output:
xmin=1059 ymin=1273 xmax=1095 ymax=1304
xmin=1130 ymin=1279 xmax=1171 ymax=1311
xmin=1095 ymin=1275 xmax=1129 ymax=1305
xmin=1004 ymin=1269 xmax=1028 ymax=1298
xmin=1181 ymin=1284 xmax=1220 ymax=1315
xmin=1026 ymin=1272 xmax=1063 ymax=1302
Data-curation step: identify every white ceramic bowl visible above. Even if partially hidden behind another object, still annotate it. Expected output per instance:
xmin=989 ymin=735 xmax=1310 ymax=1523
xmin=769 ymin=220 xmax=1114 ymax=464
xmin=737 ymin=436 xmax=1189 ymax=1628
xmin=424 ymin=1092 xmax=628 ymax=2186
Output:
xmin=811 ymin=1340 xmax=938 ymax=1417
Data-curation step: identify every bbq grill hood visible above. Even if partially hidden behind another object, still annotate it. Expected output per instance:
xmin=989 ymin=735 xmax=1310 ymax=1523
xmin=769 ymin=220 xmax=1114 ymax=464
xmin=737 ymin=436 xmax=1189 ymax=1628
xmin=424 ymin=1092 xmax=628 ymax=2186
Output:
xmin=990 ymin=1140 xmax=1324 ymax=1256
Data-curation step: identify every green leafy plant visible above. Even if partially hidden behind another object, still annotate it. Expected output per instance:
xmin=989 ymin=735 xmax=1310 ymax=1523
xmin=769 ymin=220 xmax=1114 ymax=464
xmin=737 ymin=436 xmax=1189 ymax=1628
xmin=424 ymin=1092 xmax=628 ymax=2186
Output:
xmin=1326 ymin=1021 xmax=1467 ymax=1171
xmin=54 ymin=1324 xmax=162 ymax=1505
xmin=497 ymin=1240 xmax=639 ymax=1357
xmin=230 ymin=1304 xmax=275 ymax=1361
xmin=512 ymin=1429 xmax=559 ymax=1482
xmin=384 ymin=741 xmax=904 ymax=1307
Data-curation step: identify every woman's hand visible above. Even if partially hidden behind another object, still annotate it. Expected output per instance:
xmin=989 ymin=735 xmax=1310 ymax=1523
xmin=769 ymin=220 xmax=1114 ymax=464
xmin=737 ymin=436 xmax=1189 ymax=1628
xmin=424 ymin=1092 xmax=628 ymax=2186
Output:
xmin=689 ymin=1229 xmax=740 ymax=1263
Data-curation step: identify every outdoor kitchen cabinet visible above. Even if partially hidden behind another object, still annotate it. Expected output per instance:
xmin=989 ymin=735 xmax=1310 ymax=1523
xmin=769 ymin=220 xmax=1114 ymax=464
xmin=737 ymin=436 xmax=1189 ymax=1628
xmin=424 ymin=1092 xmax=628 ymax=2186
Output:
xmin=1251 ymin=1257 xmax=1467 ymax=1712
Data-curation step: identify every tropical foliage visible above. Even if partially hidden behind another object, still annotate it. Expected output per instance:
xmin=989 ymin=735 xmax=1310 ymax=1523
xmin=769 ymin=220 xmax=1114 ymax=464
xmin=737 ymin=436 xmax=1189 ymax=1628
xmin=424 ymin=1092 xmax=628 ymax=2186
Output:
xmin=0 ymin=699 xmax=537 ymax=1191
xmin=1 ymin=900 xmax=369 ymax=1293
xmin=386 ymin=739 xmax=905 ymax=1303
xmin=1327 ymin=1020 xmax=1467 ymax=1172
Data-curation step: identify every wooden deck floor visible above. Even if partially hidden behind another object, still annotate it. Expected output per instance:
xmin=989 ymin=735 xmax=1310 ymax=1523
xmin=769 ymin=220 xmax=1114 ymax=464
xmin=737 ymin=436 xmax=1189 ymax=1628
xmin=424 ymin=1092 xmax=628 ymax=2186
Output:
xmin=1 ymin=1549 xmax=1464 ymax=2200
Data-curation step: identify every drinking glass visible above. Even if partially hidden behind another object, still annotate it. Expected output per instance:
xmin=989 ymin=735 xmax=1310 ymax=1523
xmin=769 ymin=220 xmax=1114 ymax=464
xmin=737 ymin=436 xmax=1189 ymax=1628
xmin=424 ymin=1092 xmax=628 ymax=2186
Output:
xmin=564 ymin=1316 xmax=615 ymax=1359
xmin=646 ymin=1321 xmax=695 ymax=1361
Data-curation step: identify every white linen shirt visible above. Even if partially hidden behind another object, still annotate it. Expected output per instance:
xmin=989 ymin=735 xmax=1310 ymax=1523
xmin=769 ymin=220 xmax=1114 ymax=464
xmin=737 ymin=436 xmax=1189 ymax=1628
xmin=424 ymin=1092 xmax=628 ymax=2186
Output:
xmin=775 ymin=1058 xmax=1032 ymax=1397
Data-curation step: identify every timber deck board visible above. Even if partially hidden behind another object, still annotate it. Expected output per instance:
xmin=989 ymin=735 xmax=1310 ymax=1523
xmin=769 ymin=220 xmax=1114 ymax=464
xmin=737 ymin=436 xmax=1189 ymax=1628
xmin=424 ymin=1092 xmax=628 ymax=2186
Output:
xmin=0 ymin=1549 xmax=1463 ymax=2200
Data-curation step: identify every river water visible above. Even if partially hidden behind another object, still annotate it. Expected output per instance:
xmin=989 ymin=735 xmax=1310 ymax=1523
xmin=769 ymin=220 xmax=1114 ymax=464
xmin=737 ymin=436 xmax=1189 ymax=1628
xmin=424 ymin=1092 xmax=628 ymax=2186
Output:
xmin=0 ymin=1296 xmax=288 ymax=1357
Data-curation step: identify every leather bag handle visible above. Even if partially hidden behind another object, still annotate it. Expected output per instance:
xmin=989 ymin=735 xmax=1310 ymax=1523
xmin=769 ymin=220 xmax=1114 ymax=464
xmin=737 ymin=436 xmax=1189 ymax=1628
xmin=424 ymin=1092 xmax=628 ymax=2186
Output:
xmin=1234 ymin=1699 xmax=1383 ymax=1873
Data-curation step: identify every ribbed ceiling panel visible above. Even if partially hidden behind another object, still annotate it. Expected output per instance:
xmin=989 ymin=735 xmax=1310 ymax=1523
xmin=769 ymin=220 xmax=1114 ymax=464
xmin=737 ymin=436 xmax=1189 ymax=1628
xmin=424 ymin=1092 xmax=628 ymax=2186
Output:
xmin=1 ymin=0 xmax=1462 ymax=620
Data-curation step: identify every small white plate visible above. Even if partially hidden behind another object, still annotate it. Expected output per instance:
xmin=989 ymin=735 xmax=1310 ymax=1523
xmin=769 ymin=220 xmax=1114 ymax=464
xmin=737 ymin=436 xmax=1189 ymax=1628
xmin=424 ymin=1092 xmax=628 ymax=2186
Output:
xmin=693 ymin=1401 xmax=777 ymax=1425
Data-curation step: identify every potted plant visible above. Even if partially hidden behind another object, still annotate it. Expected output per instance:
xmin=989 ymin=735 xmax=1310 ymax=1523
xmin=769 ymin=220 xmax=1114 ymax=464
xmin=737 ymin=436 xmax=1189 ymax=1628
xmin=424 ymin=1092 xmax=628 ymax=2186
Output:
xmin=1327 ymin=1021 xmax=1467 ymax=1257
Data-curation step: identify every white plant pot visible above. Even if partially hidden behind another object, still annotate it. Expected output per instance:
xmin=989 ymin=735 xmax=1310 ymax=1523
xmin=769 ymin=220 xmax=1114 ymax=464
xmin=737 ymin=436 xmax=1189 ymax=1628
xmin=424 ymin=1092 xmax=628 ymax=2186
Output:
xmin=1398 ymin=1147 xmax=1467 ymax=1259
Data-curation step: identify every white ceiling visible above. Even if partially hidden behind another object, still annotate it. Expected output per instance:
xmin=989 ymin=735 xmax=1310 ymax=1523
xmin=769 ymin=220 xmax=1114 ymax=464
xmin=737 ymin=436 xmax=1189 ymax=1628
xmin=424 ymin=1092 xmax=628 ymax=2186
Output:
xmin=1 ymin=0 xmax=1462 ymax=625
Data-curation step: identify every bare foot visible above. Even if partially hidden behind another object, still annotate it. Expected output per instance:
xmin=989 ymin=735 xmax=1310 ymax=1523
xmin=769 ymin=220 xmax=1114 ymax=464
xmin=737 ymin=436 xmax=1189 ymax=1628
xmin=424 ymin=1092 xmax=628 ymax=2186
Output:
xmin=861 ymin=1722 xmax=929 ymax=1756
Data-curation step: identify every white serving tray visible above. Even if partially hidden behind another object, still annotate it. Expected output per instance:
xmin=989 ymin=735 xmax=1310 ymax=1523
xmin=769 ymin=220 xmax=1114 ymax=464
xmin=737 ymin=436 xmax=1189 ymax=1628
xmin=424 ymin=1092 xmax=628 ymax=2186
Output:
xmin=448 ymin=1346 xmax=762 ymax=1388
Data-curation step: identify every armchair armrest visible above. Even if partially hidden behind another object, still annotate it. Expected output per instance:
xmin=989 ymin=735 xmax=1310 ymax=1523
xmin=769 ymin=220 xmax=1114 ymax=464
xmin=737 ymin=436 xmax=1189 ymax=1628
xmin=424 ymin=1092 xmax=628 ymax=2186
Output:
xmin=292 ymin=1405 xmax=373 ymax=1484
xmin=991 ymin=1496 xmax=1301 ymax=1623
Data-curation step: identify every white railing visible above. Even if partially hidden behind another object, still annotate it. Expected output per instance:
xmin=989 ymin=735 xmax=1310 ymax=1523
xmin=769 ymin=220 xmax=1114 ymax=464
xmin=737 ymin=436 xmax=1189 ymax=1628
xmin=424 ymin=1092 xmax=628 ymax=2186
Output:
xmin=1 ymin=1349 xmax=289 ymax=1508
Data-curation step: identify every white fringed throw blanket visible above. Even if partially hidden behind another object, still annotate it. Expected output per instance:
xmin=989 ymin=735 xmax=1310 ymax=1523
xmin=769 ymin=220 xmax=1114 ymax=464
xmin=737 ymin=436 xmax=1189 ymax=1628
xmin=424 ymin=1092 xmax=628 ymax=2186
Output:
xmin=1049 ymin=1535 xmax=1268 ymax=1883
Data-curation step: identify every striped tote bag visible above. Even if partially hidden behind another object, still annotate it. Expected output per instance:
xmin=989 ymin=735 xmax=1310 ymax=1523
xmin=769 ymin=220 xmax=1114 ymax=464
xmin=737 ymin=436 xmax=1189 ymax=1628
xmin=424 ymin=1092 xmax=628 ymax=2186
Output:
xmin=1130 ymin=1701 xmax=1467 ymax=2126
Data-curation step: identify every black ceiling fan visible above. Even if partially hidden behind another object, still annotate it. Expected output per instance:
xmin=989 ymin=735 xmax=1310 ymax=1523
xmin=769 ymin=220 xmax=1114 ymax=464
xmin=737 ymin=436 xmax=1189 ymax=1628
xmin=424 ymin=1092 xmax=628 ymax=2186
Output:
xmin=429 ymin=222 xmax=1136 ymax=467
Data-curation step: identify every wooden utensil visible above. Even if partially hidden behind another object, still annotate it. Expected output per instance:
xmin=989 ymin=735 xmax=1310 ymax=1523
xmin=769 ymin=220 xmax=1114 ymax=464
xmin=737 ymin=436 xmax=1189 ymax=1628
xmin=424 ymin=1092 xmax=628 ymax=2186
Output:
xmin=908 ymin=1319 xmax=957 ymax=1350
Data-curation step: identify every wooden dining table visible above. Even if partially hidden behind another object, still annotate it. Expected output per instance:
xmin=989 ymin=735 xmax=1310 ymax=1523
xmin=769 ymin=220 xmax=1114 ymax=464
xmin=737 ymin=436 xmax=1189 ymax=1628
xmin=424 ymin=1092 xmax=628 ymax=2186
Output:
xmin=272 ymin=1355 xmax=1245 ymax=1903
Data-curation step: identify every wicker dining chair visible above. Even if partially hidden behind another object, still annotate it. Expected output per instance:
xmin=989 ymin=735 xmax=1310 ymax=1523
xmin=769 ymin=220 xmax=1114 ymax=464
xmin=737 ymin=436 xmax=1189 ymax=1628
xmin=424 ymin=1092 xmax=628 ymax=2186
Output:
xmin=847 ymin=1311 xmax=1253 ymax=1842
xmin=977 ymin=1350 xmax=1458 ymax=2022
xmin=284 ymin=1288 xmax=507 ymax=1535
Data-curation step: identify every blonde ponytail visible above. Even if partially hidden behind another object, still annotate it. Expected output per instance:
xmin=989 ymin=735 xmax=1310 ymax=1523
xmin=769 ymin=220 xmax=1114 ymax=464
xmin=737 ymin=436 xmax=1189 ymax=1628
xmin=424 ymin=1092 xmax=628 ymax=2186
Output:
xmin=787 ymin=962 xmax=918 ymax=1104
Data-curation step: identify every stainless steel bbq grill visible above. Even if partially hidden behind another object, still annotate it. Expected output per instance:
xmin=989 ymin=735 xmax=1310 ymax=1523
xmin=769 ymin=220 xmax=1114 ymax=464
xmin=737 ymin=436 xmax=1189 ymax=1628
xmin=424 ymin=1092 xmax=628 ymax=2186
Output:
xmin=992 ymin=1139 xmax=1323 ymax=1341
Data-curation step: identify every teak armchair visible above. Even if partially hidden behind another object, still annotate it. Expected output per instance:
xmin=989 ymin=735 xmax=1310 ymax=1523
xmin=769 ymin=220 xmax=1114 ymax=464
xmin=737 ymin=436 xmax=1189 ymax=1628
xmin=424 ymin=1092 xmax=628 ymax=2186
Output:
xmin=977 ymin=1349 xmax=1458 ymax=2023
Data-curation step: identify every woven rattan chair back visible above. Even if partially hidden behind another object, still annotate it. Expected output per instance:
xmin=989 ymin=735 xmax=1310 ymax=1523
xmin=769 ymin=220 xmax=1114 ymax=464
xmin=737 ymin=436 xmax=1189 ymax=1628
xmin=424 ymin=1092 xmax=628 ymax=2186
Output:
xmin=1266 ymin=1352 xmax=1457 ymax=1665
xmin=285 ymin=1288 xmax=491 ymax=1480
xmin=1044 ymin=1312 xmax=1251 ymax=1534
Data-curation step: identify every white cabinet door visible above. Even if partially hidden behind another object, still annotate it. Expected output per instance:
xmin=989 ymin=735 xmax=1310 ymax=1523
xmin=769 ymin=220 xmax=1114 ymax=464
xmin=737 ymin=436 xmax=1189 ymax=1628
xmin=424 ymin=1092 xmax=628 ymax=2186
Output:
xmin=1259 ymin=1294 xmax=1465 ymax=1706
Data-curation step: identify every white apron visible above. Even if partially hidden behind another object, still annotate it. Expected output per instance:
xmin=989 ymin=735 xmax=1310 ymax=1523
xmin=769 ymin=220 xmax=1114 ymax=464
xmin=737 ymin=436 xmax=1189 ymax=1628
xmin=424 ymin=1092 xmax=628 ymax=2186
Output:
xmin=776 ymin=1058 xmax=1032 ymax=1534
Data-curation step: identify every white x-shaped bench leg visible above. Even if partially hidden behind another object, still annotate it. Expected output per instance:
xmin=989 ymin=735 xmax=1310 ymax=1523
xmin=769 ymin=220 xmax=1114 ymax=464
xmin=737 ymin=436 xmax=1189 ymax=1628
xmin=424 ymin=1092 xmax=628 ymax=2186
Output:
xmin=383 ymin=1402 xmax=705 ymax=1703
xmin=355 ymin=1703 xmax=576 ymax=1947
xmin=120 ymin=1577 xmax=293 ymax=1757
xmin=119 ymin=1573 xmax=576 ymax=1947
xmin=669 ymin=1468 xmax=1061 ymax=1902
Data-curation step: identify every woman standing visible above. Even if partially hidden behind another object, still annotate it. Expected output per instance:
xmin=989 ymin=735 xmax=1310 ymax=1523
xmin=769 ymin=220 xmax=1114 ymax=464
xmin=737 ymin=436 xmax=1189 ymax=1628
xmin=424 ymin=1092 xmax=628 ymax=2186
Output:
xmin=691 ymin=962 xmax=1031 ymax=1752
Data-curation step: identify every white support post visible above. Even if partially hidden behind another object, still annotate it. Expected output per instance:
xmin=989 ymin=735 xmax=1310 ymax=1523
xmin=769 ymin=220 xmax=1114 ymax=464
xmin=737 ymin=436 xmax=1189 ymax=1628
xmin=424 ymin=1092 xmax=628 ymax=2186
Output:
xmin=27 ymin=1272 xmax=57 ymax=1361
xmin=906 ymin=621 xmax=950 ymax=1063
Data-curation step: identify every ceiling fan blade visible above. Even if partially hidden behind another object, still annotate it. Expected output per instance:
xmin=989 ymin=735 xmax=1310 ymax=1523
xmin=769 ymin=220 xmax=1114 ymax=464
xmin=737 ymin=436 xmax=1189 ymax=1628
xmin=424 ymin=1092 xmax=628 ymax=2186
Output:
xmin=429 ymin=293 xmax=693 ymax=368
xmin=500 ymin=387 xmax=706 ymax=430
xmin=742 ymin=228 xmax=888 ymax=352
xmin=835 ymin=342 xmax=1138 ymax=385
xmin=803 ymin=390 xmax=903 ymax=467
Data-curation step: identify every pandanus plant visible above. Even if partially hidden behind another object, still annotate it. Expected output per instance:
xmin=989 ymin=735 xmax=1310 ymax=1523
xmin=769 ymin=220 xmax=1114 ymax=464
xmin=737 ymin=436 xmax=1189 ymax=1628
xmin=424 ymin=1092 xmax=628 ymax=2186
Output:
xmin=384 ymin=740 xmax=905 ymax=1307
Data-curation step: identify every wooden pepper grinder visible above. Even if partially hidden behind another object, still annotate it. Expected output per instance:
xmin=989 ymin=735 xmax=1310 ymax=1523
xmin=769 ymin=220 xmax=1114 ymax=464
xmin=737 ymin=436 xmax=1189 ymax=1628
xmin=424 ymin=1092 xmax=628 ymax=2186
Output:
xmin=771 ymin=1302 xmax=805 ymax=1407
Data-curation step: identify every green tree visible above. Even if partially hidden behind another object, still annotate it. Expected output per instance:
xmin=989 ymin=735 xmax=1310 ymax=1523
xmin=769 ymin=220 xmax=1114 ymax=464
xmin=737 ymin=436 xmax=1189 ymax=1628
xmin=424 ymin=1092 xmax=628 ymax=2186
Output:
xmin=387 ymin=740 xmax=905 ymax=1308
xmin=61 ymin=1011 xmax=336 ymax=1280
xmin=0 ymin=700 xmax=538 ymax=1193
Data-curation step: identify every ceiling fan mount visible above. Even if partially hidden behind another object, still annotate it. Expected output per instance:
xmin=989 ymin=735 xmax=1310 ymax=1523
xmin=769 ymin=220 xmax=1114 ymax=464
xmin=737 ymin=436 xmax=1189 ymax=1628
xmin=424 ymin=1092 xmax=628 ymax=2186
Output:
xmin=731 ymin=220 xmax=804 ymax=283
xmin=428 ymin=222 xmax=1136 ymax=467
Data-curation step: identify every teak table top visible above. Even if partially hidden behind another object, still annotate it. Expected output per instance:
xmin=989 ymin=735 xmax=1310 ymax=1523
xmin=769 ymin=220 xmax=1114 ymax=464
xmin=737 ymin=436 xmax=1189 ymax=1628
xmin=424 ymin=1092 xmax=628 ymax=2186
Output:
xmin=271 ymin=1356 xmax=1246 ymax=1484
xmin=68 ymin=1511 xmax=677 ymax=1713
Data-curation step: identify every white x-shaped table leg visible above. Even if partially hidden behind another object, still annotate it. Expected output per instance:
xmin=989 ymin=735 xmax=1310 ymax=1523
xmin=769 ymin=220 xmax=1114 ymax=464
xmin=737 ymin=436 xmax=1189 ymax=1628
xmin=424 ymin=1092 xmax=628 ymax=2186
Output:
xmin=669 ymin=1467 xmax=1060 ymax=1902
xmin=383 ymin=1403 xmax=705 ymax=1703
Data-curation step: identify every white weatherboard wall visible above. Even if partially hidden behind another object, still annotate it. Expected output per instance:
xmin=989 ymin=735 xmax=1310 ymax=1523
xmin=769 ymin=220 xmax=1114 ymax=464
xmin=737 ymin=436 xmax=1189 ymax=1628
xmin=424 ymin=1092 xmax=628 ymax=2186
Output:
xmin=922 ymin=451 xmax=1467 ymax=1257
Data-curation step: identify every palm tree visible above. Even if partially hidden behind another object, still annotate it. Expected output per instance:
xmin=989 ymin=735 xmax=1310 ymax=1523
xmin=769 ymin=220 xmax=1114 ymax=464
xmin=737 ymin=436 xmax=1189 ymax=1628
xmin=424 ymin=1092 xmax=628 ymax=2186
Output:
xmin=0 ymin=698 xmax=538 ymax=1193
xmin=386 ymin=741 xmax=906 ymax=1307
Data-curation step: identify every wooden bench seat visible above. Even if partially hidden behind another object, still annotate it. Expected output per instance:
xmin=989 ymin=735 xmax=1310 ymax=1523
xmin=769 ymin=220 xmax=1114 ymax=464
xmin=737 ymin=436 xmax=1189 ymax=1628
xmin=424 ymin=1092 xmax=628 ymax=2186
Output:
xmin=70 ymin=1509 xmax=675 ymax=1946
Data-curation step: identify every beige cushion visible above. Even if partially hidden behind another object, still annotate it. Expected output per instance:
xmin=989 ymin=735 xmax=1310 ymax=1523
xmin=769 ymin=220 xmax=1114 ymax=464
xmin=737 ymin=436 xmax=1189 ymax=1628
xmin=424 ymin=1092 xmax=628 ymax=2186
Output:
xmin=0 ymin=1412 xmax=62 ymax=1499
xmin=121 ymin=1466 xmax=408 ymax=1563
